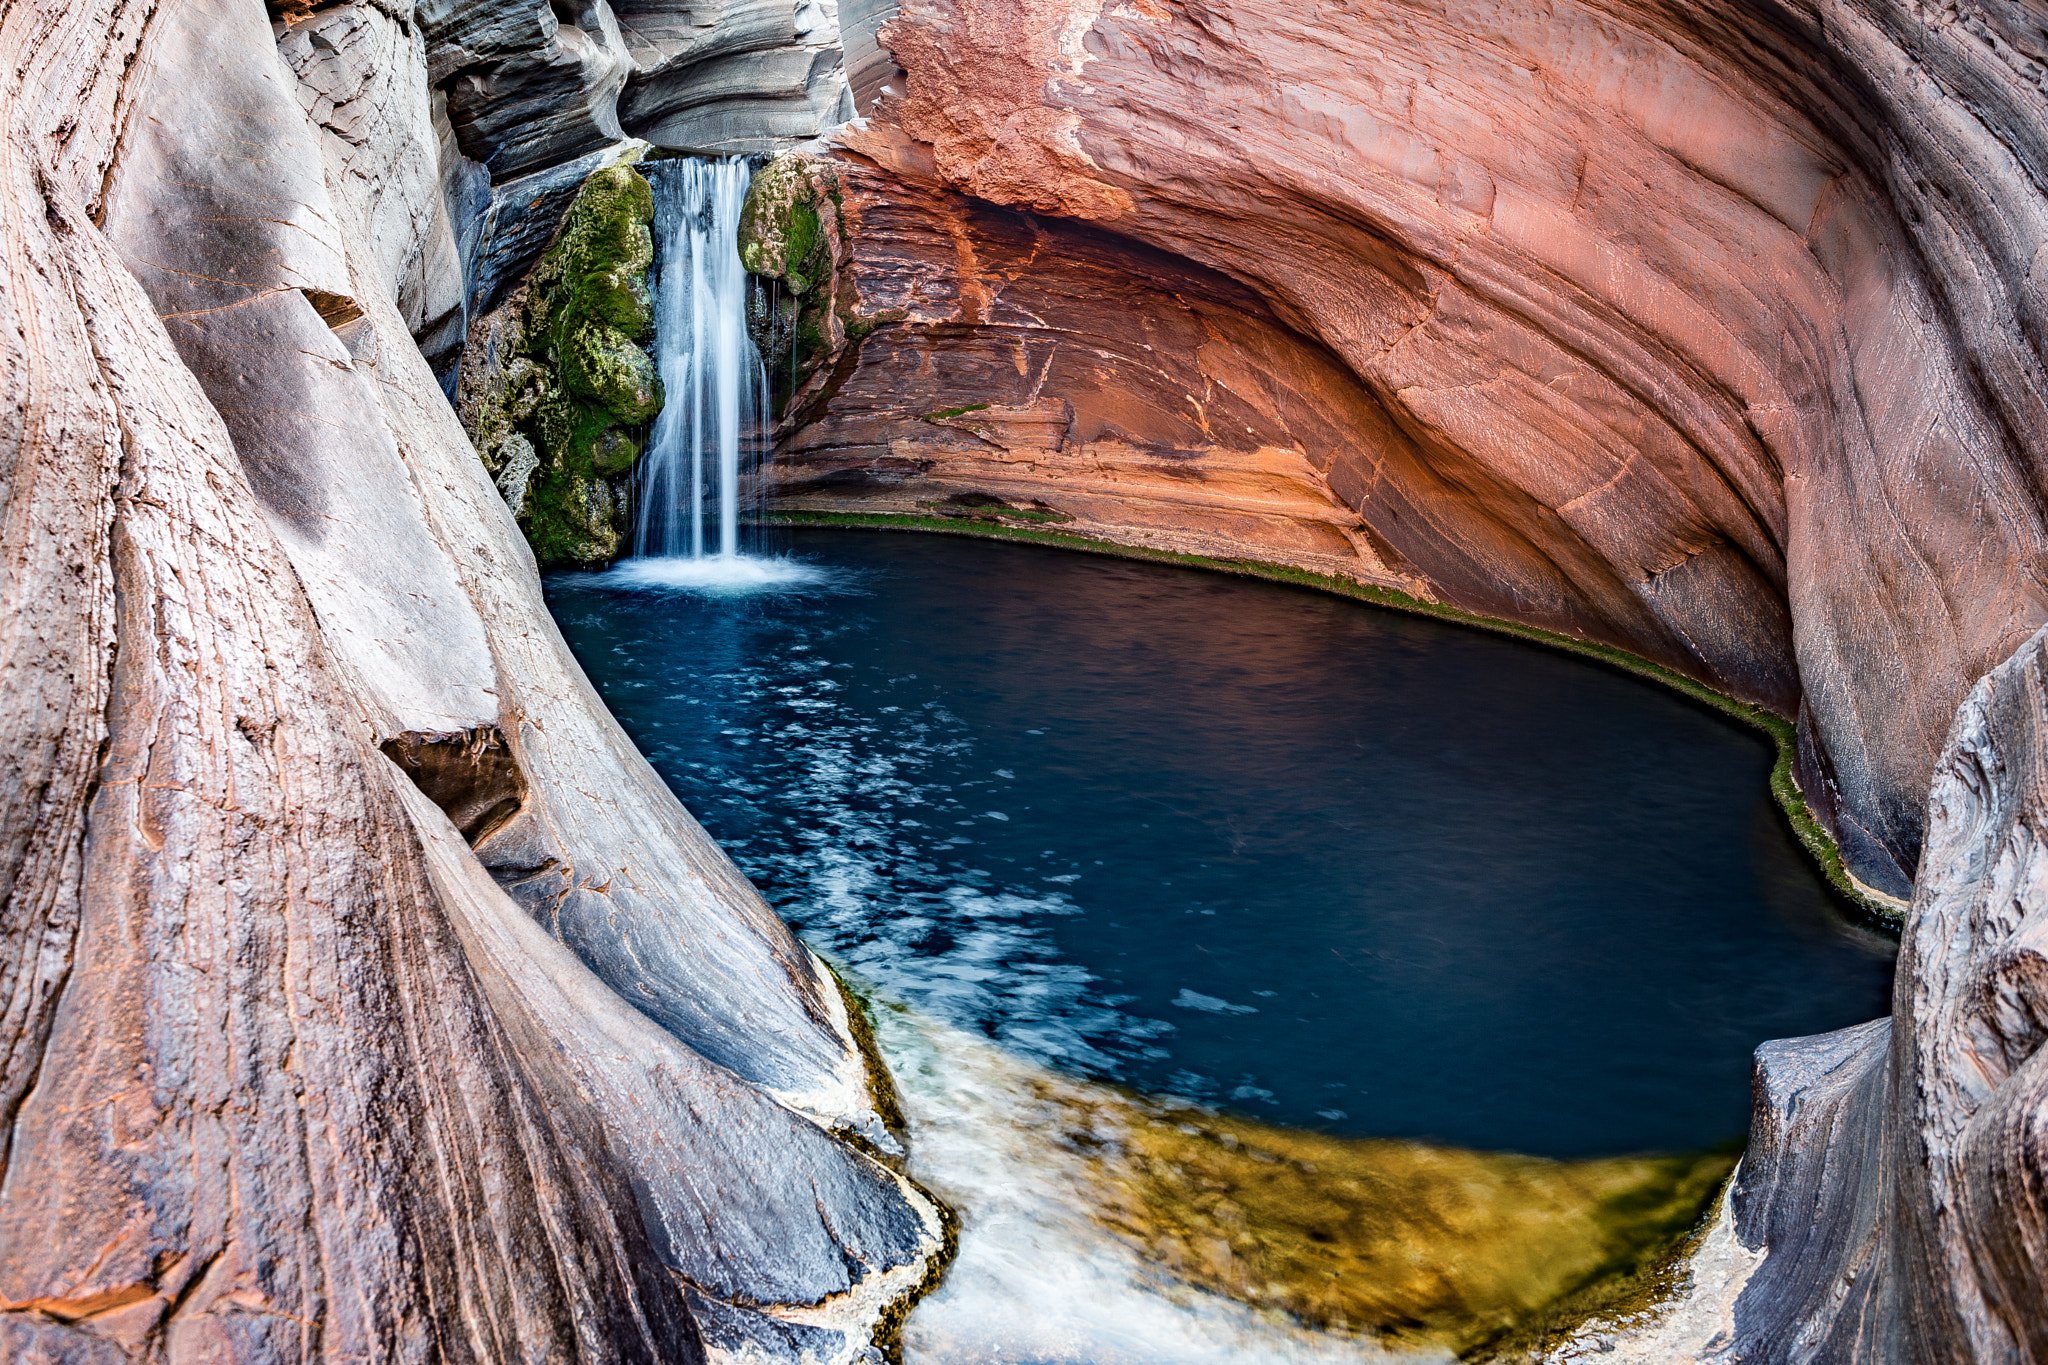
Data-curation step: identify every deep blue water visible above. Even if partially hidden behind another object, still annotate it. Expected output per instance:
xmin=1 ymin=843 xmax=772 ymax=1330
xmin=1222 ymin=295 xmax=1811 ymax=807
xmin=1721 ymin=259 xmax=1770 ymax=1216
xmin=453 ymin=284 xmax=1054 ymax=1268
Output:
xmin=546 ymin=529 xmax=1895 ymax=1159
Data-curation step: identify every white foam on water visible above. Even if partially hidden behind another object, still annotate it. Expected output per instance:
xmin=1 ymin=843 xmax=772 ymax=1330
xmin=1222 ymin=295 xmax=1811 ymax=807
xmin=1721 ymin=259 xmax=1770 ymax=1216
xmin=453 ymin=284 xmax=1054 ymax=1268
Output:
xmin=604 ymin=554 xmax=834 ymax=595
xmin=871 ymin=1003 xmax=1445 ymax=1365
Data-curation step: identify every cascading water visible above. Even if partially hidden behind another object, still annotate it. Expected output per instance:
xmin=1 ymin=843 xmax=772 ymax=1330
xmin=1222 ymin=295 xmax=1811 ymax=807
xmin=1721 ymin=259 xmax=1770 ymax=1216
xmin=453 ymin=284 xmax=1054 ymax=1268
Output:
xmin=633 ymin=157 xmax=771 ymax=565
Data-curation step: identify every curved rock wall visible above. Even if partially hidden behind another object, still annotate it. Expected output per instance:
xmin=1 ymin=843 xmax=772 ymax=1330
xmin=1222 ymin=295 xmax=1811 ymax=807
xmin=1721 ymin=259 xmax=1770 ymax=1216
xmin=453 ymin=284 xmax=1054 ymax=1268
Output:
xmin=1726 ymin=622 xmax=2048 ymax=1363
xmin=0 ymin=1 xmax=941 ymax=1361
xmin=10 ymin=0 xmax=2048 ymax=1356
xmin=777 ymin=0 xmax=2048 ymax=901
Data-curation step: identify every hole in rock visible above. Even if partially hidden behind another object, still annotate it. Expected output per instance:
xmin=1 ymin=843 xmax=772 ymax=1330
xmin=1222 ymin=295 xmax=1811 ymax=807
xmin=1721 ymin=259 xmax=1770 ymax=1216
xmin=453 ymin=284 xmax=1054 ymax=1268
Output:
xmin=381 ymin=725 xmax=529 ymax=847
xmin=301 ymin=288 xmax=364 ymax=329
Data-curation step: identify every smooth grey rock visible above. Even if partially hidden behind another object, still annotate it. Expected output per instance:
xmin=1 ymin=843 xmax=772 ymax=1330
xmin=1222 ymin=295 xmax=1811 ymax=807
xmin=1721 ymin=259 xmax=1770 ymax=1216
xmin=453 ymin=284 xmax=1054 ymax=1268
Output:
xmin=683 ymin=1285 xmax=854 ymax=1362
xmin=0 ymin=0 xmax=942 ymax=1359
xmin=839 ymin=0 xmax=897 ymax=117
xmin=278 ymin=5 xmax=465 ymax=352
xmin=617 ymin=0 xmax=850 ymax=155
xmin=421 ymin=0 xmax=634 ymax=177
xmin=1728 ymin=623 xmax=2048 ymax=1361
xmin=0 ymin=2 xmax=704 ymax=1353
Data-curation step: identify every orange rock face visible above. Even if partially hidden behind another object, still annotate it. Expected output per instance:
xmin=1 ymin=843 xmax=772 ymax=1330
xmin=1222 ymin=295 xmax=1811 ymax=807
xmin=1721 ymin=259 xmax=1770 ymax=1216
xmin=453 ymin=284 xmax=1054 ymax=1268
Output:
xmin=774 ymin=0 xmax=2048 ymax=902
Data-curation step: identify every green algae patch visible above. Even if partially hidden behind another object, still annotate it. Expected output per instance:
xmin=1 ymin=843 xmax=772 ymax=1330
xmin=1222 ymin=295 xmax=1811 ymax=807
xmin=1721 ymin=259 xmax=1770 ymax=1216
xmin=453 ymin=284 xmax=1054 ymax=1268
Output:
xmin=1469 ymin=1177 xmax=1731 ymax=1363
xmin=458 ymin=161 xmax=662 ymax=567
xmin=757 ymin=509 xmax=1898 ymax=930
xmin=922 ymin=403 xmax=991 ymax=422
xmin=816 ymin=972 xmax=960 ymax=1364
xmin=822 ymin=961 xmax=910 ymax=1142
xmin=868 ymin=1175 xmax=960 ymax=1365
xmin=1089 ymin=1102 xmax=1735 ymax=1357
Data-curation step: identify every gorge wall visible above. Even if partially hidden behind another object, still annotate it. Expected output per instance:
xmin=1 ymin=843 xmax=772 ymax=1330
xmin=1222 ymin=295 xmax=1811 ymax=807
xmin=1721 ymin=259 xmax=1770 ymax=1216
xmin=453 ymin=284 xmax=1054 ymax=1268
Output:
xmin=7 ymin=0 xmax=2048 ymax=1358
xmin=761 ymin=0 xmax=2048 ymax=911
xmin=0 ymin=1 xmax=942 ymax=1362
xmin=746 ymin=1 xmax=2048 ymax=1351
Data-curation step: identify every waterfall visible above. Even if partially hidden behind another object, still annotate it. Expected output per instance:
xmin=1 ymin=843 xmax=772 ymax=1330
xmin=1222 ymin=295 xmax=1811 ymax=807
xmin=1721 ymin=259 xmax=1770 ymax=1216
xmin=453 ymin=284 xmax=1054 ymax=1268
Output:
xmin=634 ymin=157 xmax=769 ymax=562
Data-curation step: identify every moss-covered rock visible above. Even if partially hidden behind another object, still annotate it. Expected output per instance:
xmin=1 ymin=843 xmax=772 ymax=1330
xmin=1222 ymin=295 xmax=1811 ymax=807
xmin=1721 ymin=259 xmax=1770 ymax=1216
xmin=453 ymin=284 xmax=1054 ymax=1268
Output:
xmin=738 ymin=151 xmax=857 ymax=416
xmin=457 ymin=160 xmax=664 ymax=568
xmin=738 ymin=153 xmax=837 ymax=292
xmin=561 ymin=319 xmax=661 ymax=417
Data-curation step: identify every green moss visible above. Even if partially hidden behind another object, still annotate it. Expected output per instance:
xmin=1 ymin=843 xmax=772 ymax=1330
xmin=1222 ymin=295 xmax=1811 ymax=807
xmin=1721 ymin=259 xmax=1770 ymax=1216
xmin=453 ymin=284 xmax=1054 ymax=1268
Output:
xmin=757 ymin=510 xmax=1899 ymax=930
xmin=784 ymin=201 xmax=824 ymax=292
xmin=820 ymin=961 xmax=909 ymax=1140
xmin=560 ymin=320 xmax=661 ymax=418
xmin=738 ymin=152 xmax=850 ymax=412
xmin=869 ymin=1167 xmax=961 ymax=1365
xmin=590 ymin=426 xmax=640 ymax=477
xmin=921 ymin=402 xmax=991 ymax=422
xmin=524 ymin=165 xmax=656 ymax=343
xmin=520 ymin=468 xmax=621 ymax=566
xmin=455 ymin=163 xmax=665 ymax=569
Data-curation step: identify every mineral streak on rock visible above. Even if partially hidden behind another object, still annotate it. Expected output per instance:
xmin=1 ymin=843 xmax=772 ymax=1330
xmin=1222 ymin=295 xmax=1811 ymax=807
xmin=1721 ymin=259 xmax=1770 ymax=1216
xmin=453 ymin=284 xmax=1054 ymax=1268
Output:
xmin=0 ymin=0 xmax=943 ymax=1361
xmin=812 ymin=0 xmax=2048 ymax=906
xmin=460 ymin=162 xmax=664 ymax=566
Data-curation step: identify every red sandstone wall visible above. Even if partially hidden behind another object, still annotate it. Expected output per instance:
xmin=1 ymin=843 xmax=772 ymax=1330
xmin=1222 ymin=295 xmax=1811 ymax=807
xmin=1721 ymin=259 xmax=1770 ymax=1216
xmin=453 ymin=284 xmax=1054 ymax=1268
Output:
xmin=770 ymin=0 xmax=2048 ymax=900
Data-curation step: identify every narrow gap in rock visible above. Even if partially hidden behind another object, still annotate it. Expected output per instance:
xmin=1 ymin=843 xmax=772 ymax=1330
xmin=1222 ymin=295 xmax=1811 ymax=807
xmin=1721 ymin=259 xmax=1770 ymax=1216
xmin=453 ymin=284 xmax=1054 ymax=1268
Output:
xmin=381 ymin=725 xmax=529 ymax=846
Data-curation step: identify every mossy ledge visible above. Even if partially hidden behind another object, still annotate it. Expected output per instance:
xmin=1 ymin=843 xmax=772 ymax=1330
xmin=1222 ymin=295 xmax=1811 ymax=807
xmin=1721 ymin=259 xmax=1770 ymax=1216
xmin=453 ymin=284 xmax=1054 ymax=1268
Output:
xmin=757 ymin=509 xmax=1902 ymax=932
xmin=738 ymin=151 xmax=851 ymax=414
xmin=822 ymin=960 xmax=909 ymax=1141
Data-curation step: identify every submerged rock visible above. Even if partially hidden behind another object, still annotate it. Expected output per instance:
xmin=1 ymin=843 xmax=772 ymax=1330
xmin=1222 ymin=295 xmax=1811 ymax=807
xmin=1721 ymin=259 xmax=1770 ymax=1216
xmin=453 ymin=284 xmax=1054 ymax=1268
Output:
xmin=878 ymin=1002 xmax=1732 ymax=1361
xmin=459 ymin=162 xmax=663 ymax=567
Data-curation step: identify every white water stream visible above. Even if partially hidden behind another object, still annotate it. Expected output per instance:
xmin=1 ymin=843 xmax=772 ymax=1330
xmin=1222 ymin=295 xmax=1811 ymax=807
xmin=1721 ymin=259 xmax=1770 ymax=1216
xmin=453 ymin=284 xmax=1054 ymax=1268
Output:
xmin=634 ymin=157 xmax=770 ymax=568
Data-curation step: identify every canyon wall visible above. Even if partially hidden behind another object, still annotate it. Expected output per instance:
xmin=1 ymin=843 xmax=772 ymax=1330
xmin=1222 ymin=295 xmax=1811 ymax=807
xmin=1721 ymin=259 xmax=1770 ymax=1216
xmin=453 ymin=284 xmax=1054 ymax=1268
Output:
xmin=765 ymin=0 xmax=2048 ymax=907
xmin=7 ymin=0 xmax=2048 ymax=1357
xmin=735 ymin=4 xmax=2048 ymax=1351
xmin=0 ymin=1 xmax=941 ymax=1362
xmin=1712 ymin=621 xmax=2048 ymax=1363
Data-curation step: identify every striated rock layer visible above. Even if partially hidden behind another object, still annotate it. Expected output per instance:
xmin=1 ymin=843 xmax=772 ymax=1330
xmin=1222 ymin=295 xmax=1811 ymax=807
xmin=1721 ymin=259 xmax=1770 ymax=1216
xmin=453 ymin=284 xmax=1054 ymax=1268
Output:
xmin=745 ymin=7 xmax=2048 ymax=1351
xmin=11 ymin=0 xmax=2048 ymax=1354
xmin=0 ymin=1 xmax=941 ymax=1362
xmin=1698 ymin=622 xmax=2048 ymax=1363
xmin=769 ymin=0 xmax=2048 ymax=906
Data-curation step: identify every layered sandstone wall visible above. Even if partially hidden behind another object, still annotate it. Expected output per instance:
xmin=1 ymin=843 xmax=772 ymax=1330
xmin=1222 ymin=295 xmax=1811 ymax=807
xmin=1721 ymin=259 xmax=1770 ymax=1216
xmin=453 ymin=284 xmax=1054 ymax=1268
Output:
xmin=767 ymin=0 xmax=2048 ymax=905
xmin=9 ymin=0 xmax=2048 ymax=1358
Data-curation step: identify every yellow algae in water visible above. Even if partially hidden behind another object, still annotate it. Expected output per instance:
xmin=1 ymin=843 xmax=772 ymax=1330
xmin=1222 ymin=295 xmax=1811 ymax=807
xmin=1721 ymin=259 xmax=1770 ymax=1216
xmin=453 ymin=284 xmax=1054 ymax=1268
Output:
xmin=1054 ymin=1091 xmax=1734 ymax=1355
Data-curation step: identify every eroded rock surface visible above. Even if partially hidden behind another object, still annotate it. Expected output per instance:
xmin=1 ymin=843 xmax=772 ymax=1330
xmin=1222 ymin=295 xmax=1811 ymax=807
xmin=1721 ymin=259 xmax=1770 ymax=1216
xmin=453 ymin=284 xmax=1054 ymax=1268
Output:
xmin=1720 ymin=622 xmax=2048 ymax=1362
xmin=789 ymin=0 xmax=2048 ymax=904
xmin=0 ymin=0 xmax=943 ymax=1361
